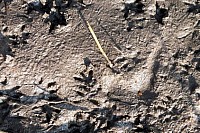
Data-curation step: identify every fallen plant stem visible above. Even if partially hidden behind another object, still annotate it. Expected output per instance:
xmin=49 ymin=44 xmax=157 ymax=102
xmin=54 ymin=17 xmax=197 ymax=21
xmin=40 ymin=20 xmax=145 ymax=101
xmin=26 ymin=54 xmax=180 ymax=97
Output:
xmin=86 ymin=21 xmax=113 ymax=68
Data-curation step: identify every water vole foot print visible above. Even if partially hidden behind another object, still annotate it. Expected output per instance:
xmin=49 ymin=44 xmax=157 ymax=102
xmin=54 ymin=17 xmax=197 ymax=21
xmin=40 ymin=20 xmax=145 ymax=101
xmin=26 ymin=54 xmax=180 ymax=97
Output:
xmin=113 ymin=51 xmax=142 ymax=72
xmin=74 ymin=58 xmax=96 ymax=87
xmin=74 ymin=69 xmax=96 ymax=87
xmin=0 ymin=0 xmax=200 ymax=132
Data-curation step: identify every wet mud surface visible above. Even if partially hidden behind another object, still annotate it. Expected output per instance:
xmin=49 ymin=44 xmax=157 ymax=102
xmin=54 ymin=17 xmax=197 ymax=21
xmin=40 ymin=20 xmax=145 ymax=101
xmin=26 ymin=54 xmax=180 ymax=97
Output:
xmin=0 ymin=0 xmax=200 ymax=132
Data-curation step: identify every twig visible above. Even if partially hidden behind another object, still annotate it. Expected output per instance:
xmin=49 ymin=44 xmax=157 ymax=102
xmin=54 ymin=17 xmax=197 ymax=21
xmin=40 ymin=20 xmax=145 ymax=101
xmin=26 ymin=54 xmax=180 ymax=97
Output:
xmin=86 ymin=21 xmax=113 ymax=68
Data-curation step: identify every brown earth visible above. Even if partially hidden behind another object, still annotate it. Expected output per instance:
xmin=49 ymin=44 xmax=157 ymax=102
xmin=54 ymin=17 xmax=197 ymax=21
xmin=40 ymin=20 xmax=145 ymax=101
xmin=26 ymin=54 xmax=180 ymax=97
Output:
xmin=0 ymin=0 xmax=200 ymax=132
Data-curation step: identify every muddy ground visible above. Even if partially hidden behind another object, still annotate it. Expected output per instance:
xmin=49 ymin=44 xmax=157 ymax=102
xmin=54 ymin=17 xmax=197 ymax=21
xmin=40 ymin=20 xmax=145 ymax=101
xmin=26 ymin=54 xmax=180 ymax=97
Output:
xmin=0 ymin=0 xmax=200 ymax=132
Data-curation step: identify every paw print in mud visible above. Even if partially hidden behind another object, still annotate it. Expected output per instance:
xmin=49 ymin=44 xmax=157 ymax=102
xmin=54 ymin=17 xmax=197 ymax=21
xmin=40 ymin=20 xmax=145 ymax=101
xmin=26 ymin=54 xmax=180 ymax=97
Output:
xmin=113 ymin=51 xmax=142 ymax=72
xmin=73 ymin=69 xmax=96 ymax=87
xmin=73 ymin=57 xmax=96 ymax=87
